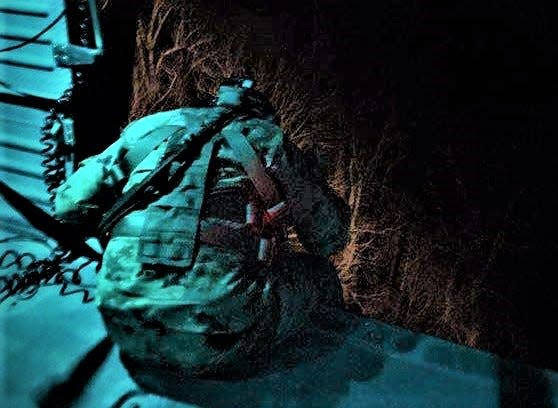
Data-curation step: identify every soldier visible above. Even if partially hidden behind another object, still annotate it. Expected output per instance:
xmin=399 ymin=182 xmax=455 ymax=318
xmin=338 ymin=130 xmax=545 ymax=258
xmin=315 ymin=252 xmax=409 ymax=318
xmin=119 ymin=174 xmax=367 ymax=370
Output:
xmin=54 ymin=78 xmax=349 ymax=393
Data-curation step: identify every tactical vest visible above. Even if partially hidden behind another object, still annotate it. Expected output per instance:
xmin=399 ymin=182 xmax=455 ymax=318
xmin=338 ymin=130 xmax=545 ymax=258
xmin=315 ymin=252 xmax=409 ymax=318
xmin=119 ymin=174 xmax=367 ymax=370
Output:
xmin=111 ymin=119 xmax=289 ymax=269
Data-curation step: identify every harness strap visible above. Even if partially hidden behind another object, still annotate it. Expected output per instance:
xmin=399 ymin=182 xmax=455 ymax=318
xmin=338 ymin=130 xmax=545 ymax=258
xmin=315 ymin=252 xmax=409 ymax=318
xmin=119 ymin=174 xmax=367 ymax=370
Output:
xmin=113 ymin=120 xmax=288 ymax=266
xmin=199 ymin=218 xmax=258 ymax=253
xmin=113 ymin=216 xmax=260 ymax=258
xmin=222 ymin=132 xmax=280 ymax=207
xmin=220 ymin=130 xmax=295 ymax=264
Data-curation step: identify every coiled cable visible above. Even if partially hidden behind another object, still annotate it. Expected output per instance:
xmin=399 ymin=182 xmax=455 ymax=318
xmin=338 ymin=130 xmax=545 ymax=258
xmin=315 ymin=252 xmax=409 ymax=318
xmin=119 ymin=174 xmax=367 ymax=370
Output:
xmin=1 ymin=0 xmax=100 ymax=305
xmin=0 ymin=243 xmax=95 ymax=304
xmin=40 ymin=88 xmax=74 ymax=207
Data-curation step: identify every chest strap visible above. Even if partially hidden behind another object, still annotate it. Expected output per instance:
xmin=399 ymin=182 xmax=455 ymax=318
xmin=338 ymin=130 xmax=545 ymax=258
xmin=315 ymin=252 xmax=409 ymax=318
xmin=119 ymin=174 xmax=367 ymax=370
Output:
xmin=221 ymin=131 xmax=291 ymax=263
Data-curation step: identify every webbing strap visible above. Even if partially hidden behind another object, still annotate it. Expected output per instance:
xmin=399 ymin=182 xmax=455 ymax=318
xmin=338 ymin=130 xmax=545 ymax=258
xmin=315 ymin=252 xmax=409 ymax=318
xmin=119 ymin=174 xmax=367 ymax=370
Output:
xmin=222 ymin=132 xmax=280 ymax=206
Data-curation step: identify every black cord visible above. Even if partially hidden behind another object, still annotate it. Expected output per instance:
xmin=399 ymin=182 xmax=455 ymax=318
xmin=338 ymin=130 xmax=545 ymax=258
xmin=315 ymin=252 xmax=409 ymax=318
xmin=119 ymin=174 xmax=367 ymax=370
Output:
xmin=0 ymin=3 xmax=99 ymax=305
xmin=0 ymin=10 xmax=66 ymax=53
xmin=0 ymin=246 xmax=96 ymax=304
xmin=109 ymin=390 xmax=145 ymax=408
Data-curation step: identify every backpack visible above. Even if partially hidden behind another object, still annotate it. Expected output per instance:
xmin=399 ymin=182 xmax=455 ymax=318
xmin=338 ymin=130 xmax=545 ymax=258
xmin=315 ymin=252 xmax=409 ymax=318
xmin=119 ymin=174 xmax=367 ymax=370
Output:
xmin=105 ymin=107 xmax=289 ymax=269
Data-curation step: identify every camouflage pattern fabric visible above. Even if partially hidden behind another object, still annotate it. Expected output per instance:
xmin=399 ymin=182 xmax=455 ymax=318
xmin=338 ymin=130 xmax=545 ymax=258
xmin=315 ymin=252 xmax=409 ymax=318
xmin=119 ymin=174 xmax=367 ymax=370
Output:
xmin=54 ymin=106 xmax=349 ymax=382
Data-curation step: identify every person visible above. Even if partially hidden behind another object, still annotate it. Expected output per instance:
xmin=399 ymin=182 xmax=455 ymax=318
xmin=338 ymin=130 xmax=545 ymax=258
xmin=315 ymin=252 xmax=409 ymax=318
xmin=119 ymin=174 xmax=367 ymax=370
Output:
xmin=54 ymin=78 xmax=350 ymax=394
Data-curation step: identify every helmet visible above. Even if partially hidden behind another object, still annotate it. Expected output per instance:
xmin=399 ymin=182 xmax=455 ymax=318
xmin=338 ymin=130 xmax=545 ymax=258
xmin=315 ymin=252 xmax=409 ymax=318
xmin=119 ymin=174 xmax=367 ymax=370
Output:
xmin=220 ymin=77 xmax=255 ymax=89
xmin=215 ymin=77 xmax=277 ymax=123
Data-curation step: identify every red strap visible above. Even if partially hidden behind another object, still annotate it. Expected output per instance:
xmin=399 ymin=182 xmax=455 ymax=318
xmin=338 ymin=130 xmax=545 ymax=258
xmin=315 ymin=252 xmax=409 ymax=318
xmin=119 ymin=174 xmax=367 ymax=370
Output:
xmin=222 ymin=131 xmax=280 ymax=206
xmin=200 ymin=131 xmax=288 ymax=262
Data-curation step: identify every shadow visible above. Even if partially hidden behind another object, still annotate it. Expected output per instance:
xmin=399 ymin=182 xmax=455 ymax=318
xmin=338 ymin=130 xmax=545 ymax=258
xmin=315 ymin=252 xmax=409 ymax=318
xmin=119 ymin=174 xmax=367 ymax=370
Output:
xmin=35 ymin=336 xmax=114 ymax=408
xmin=499 ymin=359 xmax=554 ymax=408
xmin=134 ymin=310 xmax=385 ymax=408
